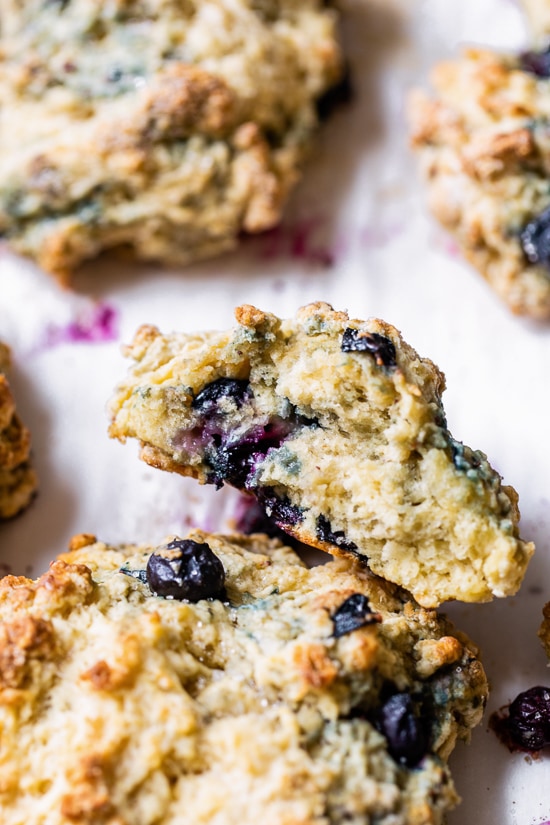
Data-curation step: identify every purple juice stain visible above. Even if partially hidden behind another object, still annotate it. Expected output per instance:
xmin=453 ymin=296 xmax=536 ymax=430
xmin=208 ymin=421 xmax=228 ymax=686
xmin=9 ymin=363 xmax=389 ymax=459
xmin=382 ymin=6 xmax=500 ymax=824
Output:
xmin=38 ymin=302 xmax=119 ymax=350
xmin=254 ymin=217 xmax=335 ymax=267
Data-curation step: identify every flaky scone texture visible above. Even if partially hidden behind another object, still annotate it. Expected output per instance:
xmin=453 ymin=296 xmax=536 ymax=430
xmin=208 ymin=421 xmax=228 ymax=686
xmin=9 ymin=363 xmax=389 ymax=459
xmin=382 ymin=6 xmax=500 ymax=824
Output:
xmin=0 ymin=529 xmax=488 ymax=825
xmin=0 ymin=342 xmax=37 ymax=519
xmin=409 ymin=47 xmax=550 ymax=319
xmin=0 ymin=0 xmax=341 ymax=280
xmin=108 ymin=302 xmax=533 ymax=607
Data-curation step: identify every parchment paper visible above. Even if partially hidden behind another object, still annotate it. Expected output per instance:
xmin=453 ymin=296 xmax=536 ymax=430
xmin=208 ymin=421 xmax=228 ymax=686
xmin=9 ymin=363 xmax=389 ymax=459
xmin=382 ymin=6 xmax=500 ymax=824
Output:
xmin=2 ymin=1 xmax=549 ymax=822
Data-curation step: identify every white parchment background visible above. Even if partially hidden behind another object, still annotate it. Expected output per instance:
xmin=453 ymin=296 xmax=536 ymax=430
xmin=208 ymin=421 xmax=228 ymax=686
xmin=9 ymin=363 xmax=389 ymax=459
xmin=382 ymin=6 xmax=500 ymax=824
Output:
xmin=1 ymin=0 xmax=550 ymax=821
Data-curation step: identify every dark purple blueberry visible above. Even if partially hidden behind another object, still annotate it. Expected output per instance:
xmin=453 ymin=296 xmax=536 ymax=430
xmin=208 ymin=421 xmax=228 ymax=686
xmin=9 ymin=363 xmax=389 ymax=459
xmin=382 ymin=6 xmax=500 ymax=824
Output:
xmin=204 ymin=415 xmax=315 ymax=490
xmin=341 ymin=328 xmax=397 ymax=369
xmin=316 ymin=65 xmax=354 ymax=120
xmin=507 ymin=686 xmax=550 ymax=751
xmin=520 ymin=206 xmax=550 ymax=268
xmin=519 ymin=46 xmax=550 ymax=77
xmin=316 ymin=514 xmax=358 ymax=553
xmin=375 ymin=693 xmax=429 ymax=768
xmin=331 ymin=594 xmax=382 ymax=638
xmin=146 ymin=538 xmax=225 ymax=601
xmin=256 ymin=489 xmax=305 ymax=528
xmin=192 ymin=378 xmax=251 ymax=416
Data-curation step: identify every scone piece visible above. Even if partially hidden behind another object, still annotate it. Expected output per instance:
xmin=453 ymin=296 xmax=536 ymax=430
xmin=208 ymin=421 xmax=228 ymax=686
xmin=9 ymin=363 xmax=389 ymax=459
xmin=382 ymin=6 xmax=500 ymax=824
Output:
xmin=0 ymin=342 xmax=37 ymax=519
xmin=108 ymin=302 xmax=533 ymax=607
xmin=409 ymin=45 xmax=550 ymax=319
xmin=0 ymin=0 xmax=341 ymax=280
xmin=0 ymin=529 xmax=488 ymax=825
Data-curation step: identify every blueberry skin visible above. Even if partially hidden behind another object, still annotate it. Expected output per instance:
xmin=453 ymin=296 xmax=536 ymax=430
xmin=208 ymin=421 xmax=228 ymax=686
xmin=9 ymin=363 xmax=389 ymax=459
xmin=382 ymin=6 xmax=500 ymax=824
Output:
xmin=520 ymin=206 xmax=550 ymax=269
xmin=519 ymin=46 xmax=550 ymax=77
xmin=375 ymin=693 xmax=430 ymax=768
xmin=146 ymin=538 xmax=225 ymax=601
xmin=507 ymin=685 xmax=550 ymax=751
xmin=192 ymin=378 xmax=251 ymax=416
xmin=341 ymin=328 xmax=397 ymax=369
xmin=331 ymin=594 xmax=382 ymax=638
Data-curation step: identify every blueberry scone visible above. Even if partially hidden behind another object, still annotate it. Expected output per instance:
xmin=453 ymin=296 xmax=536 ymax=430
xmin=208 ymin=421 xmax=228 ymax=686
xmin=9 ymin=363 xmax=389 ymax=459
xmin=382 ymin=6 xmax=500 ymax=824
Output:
xmin=0 ymin=0 xmax=341 ymax=281
xmin=409 ymin=45 xmax=550 ymax=319
xmin=108 ymin=302 xmax=534 ymax=607
xmin=0 ymin=342 xmax=37 ymax=519
xmin=0 ymin=528 xmax=488 ymax=824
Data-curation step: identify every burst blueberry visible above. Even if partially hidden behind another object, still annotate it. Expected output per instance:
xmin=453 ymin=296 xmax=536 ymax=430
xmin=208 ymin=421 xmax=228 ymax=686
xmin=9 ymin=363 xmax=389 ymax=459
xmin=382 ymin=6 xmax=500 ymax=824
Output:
xmin=146 ymin=538 xmax=225 ymax=601
xmin=341 ymin=328 xmax=397 ymax=369
xmin=192 ymin=378 xmax=251 ymax=416
xmin=257 ymin=489 xmax=304 ymax=528
xmin=331 ymin=594 xmax=382 ymax=638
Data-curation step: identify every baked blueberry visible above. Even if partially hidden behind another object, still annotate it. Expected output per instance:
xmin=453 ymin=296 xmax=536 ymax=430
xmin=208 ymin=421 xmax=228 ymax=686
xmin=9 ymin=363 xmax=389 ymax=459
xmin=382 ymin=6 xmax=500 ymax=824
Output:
xmin=146 ymin=538 xmax=225 ymax=601
xmin=341 ymin=328 xmax=397 ymax=369
xmin=507 ymin=685 xmax=550 ymax=751
xmin=520 ymin=206 xmax=550 ymax=268
xmin=519 ymin=46 xmax=550 ymax=78
xmin=192 ymin=378 xmax=251 ymax=416
xmin=331 ymin=594 xmax=382 ymax=638
xmin=317 ymin=514 xmax=358 ymax=553
xmin=375 ymin=693 xmax=429 ymax=768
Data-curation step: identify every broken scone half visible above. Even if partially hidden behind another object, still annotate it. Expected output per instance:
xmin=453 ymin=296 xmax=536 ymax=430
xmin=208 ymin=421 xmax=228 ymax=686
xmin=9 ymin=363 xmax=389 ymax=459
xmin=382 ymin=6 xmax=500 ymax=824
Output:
xmin=108 ymin=302 xmax=533 ymax=607
xmin=0 ymin=529 xmax=487 ymax=824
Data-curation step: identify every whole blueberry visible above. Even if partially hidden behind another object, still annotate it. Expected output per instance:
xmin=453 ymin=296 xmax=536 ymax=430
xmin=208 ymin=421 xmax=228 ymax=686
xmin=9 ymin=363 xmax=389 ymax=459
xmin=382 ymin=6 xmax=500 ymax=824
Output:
xmin=341 ymin=328 xmax=397 ymax=369
xmin=520 ymin=206 xmax=550 ymax=268
xmin=375 ymin=693 xmax=429 ymax=767
xmin=146 ymin=538 xmax=225 ymax=601
xmin=507 ymin=685 xmax=550 ymax=751
xmin=192 ymin=378 xmax=251 ymax=415
xmin=331 ymin=593 xmax=382 ymax=638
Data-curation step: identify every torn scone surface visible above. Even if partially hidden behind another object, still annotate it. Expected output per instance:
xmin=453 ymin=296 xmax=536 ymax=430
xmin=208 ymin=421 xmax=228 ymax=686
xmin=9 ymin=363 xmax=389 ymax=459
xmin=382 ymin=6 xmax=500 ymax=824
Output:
xmin=0 ymin=529 xmax=488 ymax=825
xmin=109 ymin=302 xmax=534 ymax=607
